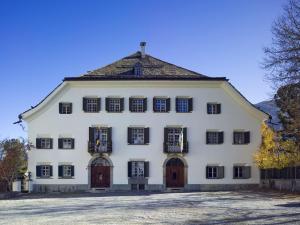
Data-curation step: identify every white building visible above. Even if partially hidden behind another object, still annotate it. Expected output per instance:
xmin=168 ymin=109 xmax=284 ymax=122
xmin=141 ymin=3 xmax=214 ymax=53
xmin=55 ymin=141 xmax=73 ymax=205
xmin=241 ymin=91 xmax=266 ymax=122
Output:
xmin=20 ymin=43 xmax=268 ymax=192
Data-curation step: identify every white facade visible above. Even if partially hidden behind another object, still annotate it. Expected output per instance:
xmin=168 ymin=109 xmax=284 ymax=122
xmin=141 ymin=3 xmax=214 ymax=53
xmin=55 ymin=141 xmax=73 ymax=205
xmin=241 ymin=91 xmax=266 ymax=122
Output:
xmin=22 ymin=79 xmax=268 ymax=192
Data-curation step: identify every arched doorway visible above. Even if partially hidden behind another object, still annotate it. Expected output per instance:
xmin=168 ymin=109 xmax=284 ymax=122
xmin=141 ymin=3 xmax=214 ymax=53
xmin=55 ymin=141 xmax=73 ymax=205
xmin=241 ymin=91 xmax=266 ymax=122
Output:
xmin=91 ymin=157 xmax=111 ymax=188
xmin=165 ymin=158 xmax=185 ymax=188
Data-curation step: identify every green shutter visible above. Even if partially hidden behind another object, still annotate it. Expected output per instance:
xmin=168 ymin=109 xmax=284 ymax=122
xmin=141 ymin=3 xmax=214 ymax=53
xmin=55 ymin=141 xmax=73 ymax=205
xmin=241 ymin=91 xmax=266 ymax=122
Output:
xmin=105 ymin=98 xmax=110 ymax=112
xmin=50 ymin=166 xmax=53 ymax=177
xmin=71 ymin=139 xmax=75 ymax=149
xmin=244 ymin=131 xmax=250 ymax=144
xmin=144 ymin=161 xmax=149 ymax=177
xmin=217 ymin=166 xmax=225 ymax=179
xmin=36 ymin=138 xmax=41 ymax=149
xmin=97 ymin=98 xmax=101 ymax=112
xmin=166 ymin=98 xmax=171 ymax=112
xmin=71 ymin=166 xmax=75 ymax=177
xmin=59 ymin=103 xmax=63 ymax=114
xmin=128 ymin=127 xmax=132 ymax=144
xmin=58 ymin=138 xmax=63 ymax=149
xmin=217 ymin=104 xmax=221 ymax=114
xmin=188 ymin=98 xmax=193 ymax=112
xmin=58 ymin=165 xmax=63 ymax=177
xmin=49 ymin=139 xmax=53 ymax=149
xmin=128 ymin=162 xmax=132 ymax=177
xmin=143 ymin=98 xmax=147 ymax=112
xmin=218 ymin=132 xmax=224 ymax=144
xmin=153 ymin=97 xmax=157 ymax=112
xmin=36 ymin=166 xmax=41 ymax=177
xmin=83 ymin=98 xmax=87 ymax=112
xmin=144 ymin=127 xmax=150 ymax=144
xmin=120 ymin=98 xmax=124 ymax=112
xmin=129 ymin=98 xmax=133 ymax=112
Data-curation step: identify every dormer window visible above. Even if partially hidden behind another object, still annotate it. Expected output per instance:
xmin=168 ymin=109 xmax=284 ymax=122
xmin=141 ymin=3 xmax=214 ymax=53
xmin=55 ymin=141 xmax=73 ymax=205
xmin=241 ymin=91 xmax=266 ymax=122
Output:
xmin=134 ymin=63 xmax=143 ymax=76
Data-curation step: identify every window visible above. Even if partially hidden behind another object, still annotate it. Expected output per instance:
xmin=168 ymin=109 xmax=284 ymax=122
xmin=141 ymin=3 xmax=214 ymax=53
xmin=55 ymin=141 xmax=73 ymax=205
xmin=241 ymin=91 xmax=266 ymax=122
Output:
xmin=106 ymin=98 xmax=124 ymax=112
xmin=83 ymin=97 xmax=100 ymax=112
xmin=207 ymin=167 xmax=217 ymax=178
xmin=59 ymin=103 xmax=72 ymax=114
xmin=130 ymin=98 xmax=146 ymax=112
xmin=176 ymin=98 xmax=192 ymax=112
xmin=207 ymin=103 xmax=221 ymax=114
xmin=134 ymin=63 xmax=143 ymax=76
xmin=128 ymin=127 xmax=149 ymax=145
xmin=206 ymin=166 xmax=224 ymax=179
xmin=132 ymin=128 xmax=144 ymax=144
xmin=164 ymin=127 xmax=188 ymax=152
xmin=36 ymin=165 xmax=52 ymax=178
xmin=58 ymin=165 xmax=74 ymax=178
xmin=233 ymin=131 xmax=250 ymax=144
xmin=36 ymin=138 xmax=53 ymax=149
xmin=206 ymin=131 xmax=224 ymax=144
xmin=167 ymin=128 xmax=182 ymax=146
xmin=89 ymin=127 xmax=112 ymax=153
xmin=41 ymin=165 xmax=50 ymax=177
xmin=132 ymin=161 xmax=145 ymax=178
xmin=58 ymin=138 xmax=74 ymax=149
xmin=153 ymin=97 xmax=170 ymax=112
xmin=233 ymin=166 xmax=251 ymax=179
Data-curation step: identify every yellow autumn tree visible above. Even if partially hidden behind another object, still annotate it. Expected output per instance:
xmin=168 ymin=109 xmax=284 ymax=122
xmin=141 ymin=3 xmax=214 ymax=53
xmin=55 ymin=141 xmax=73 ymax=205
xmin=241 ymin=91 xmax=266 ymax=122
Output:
xmin=254 ymin=123 xmax=299 ymax=169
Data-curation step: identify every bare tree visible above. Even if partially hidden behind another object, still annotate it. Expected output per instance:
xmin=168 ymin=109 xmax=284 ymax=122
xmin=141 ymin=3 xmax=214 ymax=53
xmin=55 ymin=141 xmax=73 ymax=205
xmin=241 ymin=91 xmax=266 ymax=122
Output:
xmin=263 ymin=0 xmax=300 ymax=86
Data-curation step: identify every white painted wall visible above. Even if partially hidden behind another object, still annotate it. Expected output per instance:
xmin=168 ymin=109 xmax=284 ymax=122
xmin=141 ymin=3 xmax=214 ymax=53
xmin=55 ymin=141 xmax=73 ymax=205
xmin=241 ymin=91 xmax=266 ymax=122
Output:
xmin=24 ymin=80 xmax=267 ymax=186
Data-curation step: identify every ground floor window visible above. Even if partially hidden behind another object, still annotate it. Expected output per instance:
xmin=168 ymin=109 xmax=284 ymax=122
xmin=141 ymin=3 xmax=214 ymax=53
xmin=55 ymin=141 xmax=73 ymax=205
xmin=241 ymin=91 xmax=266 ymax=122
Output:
xmin=36 ymin=165 xmax=53 ymax=178
xmin=233 ymin=166 xmax=251 ymax=179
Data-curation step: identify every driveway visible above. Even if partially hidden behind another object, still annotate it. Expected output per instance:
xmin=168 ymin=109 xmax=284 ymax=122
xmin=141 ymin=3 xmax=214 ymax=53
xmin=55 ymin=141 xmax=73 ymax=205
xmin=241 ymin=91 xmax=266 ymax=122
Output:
xmin=0 ymin=191 xmax=299 ymax=224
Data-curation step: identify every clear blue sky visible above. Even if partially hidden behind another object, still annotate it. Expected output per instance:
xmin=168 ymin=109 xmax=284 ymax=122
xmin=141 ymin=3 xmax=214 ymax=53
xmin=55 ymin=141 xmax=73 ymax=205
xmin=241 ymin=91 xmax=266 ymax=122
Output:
xmin=0 ymin=0 xmax=286 ymax=139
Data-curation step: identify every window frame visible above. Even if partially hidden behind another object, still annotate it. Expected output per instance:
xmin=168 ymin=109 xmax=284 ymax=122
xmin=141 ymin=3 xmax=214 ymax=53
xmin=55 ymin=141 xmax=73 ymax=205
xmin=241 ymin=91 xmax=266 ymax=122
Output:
xmin=131 ymin=161 xmax=145 ymax=178
xmin=131 ymin=98 xmax=144 ymax=112
xmin=86 ymin=98 xmax=99 ymax=113
xmin=63 ymin=165 xmax=72 ymax=178
xmin=207 ymin=166 xmax=218 ymax=179
xmin=131 ymin=128 xmax=145 ymax=145
xmin=59 ymin=102 xmax=72 ymax=114
xmin=108 ymin=98 xmax=121 ymax=112
xmin=40 ymin=138 xmax=52 ymax=149
xmin=41 ymin=165 xmax=51 ymax=178
xmin=153 ymin=98 xmax=167 ymax=112
xmin=176 ymin=98 xmax=189 ymax=113
xmin=207 ymin=103 xmax=221 ymax=114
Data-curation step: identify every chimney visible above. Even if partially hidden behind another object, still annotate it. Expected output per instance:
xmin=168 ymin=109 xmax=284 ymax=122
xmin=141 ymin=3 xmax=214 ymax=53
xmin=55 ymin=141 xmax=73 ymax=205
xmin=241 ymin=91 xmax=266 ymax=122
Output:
xmin=140 ymin=42 xmax=146 ymax=58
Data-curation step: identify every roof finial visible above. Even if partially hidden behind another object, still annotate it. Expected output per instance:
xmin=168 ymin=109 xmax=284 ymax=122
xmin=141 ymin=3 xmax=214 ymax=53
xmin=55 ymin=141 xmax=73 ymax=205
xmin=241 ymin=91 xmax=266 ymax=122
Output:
xmin=140 ymin=41 xmax=146 ymax=58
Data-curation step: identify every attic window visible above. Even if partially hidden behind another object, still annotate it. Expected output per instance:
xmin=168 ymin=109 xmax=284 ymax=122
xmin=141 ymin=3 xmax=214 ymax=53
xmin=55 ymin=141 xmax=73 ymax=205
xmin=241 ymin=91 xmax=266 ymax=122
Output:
xmin=134 ymin=63 xmax=143 ymax=76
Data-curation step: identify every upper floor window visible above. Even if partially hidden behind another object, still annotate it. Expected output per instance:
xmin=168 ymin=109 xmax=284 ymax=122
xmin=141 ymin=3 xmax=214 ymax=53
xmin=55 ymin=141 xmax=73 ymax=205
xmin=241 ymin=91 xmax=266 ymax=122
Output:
xmin=36 ymin=138 xmax=53 ymax=149
xmin=128 ymin=161 xmax=149 ymax=178
xmin=128 ymin=127 xmax=149 ymax=145
xmin=36 ymin=165 xmax=53 ymax=178
xmin=58 ymin=138 xmax=75 ymax=149
xmin=129 ymin=97 xmax=147 ymax=112
xmin=89 ymin=127 xmax=112 ymax=153
xmin=106 ymin=97 xmax=124 ymax=113
xmin=58 ymin=165 xmax=74 ymax=178
xmin=206 ymin=131 xmax=224 ymax=144
xmin=164 ymin=127 xmax=188 ymax=153
xmin=59 ymin=102 xmax=72 ymax=114
xmin=134 ymin=63 xmax=143 ymax=76
xmin=207 ymin=103 xmax=221 ymax=114
xmin=83 ymin=97 xmax=101 ymax=113
xmin=153 ymin=97 xmax=170 ymax=113
xmin=176 ymin=97 xmax=193 ymax=113
xmin=233 ymin=166 xmax=251 ymax=179
xmin=233 ymin=131 xmax=250 ymax=144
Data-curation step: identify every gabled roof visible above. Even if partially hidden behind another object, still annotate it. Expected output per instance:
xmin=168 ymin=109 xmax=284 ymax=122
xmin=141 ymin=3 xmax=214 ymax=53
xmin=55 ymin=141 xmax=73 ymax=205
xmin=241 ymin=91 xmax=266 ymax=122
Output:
xmin=64 ymin=51 xmax=227 ymax=81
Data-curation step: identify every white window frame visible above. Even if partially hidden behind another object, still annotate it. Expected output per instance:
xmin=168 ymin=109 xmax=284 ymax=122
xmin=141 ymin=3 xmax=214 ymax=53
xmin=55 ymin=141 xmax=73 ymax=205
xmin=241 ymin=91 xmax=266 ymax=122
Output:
xmin=234 ymin=132 xmax=245 ymax=144
xmin=234 ymin=166 xmax=244 ymax=178
xmin=63 ymin=165 xmax=72 ymax=177
xmin=154 ymin=98 xmax=167 ymax=112
xmin=207 ymin=103 xmax=219 ymax=114
xmin=87 ymin=98 xmax=98 ymax=112
xmin=131 ymin=98 xmax=144 ymax=112
xmin=207 ymin=132 xmax=219 ymax=144
xmin=131 ymin=128 xmax=145 ymax=144
xmin=108 ymin=98 xmax=121 ymax=112
xmin=41 ymin=138 xmax=51 ymax=149
xmin=61 ymin=103 xmax=72 ymax=114
xmin=41 ymin=165 xmax=50 ymax=177
xmin=131 ymin=161 xmax=145 ymax=178
xmin=62 ymin=139 xmax=72 ymax=149
xmin=207 ymin=166 xmax=218 ymax=179
xmin=176 ymin=98 xmax=189 ymax=112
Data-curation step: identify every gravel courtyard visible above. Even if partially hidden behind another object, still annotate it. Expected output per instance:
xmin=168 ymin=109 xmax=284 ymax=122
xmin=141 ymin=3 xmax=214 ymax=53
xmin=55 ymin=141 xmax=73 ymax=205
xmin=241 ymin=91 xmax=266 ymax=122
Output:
xmin=0 ymin=191 xmax=299 ymax=225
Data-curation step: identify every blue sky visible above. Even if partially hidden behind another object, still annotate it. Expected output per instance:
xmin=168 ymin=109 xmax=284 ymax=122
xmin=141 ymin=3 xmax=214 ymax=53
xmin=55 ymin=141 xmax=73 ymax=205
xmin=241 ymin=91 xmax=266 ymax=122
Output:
xmin=0 ymin=0 xmax=286 ymax=139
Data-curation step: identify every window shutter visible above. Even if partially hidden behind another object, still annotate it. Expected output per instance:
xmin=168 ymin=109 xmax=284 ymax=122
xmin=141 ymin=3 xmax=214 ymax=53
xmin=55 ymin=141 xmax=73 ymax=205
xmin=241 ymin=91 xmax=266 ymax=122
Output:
xmin=188 ymin=98 xmax=193 ymax=112
xmin=105 ymin=98 xmax=110 ymax=112
xmin=164 ymin=127 xmax=169 ymax=152
xmin=233 ymin=167 xmax=236 ymax=179
xmin=58 ymin=138 xmax=63 ymax=149
xmin=59 ymin=103 xmax=63 ymax=114
xmin=244 ymin=166 xmax=251 ymax=179
xmin=50 ymin=139 xmax=53 ymax=149
xmin=69 ymin=103 xmax=73 ymax=114
xmin=107 ymin=127 xmax=112 ymax=152
xmin=71 ymin=139 xmax=75 ymax=149
xmin=144 ymin=161 xmax=149 ymax=177
xmin=217 ymin=166 xmax=225 ymax=179
xmin=127 ymin=127 xmax=132 ymax=144
xmin=89 ymin=127 xmax=95 ymax=151
xmin=71 ymin=165 xmax=75 ymax=177
xmin=120 ymin=98 xmax=124 ymax=112
xmin=207 ymin=104 xmax=210 ymax=114
xmin=58 ymin=165 xmax=63 ymax=177
xmin=97 ymin=98 xmax=101 ymax=112
xmin=183 ymin=127 xmax=187 ymax=143
xmin=143 ymin=98 xmax=147 ymax=112
xmin=83 ymin=98 xmax=87 ymax=112
xmin=50 ymin=166 xmax=53 ymax=177
xmin=36 ymin=138 xmax=41 ymax=149
xmin=166 ymin=98 xmax=171 ymax=112
xmin=128 ymin=162 xmax=132 ymax=177
xmin=175 ymin=98 xmax=179 ymax=112
xmin=233 ymin=132 xmax=237 ymax=144
xmin=153 ymin=97 xmax=157 ymax=112
xmin=129 ymin=98 xmax=133 ymax=112
xmin=36 ymin=166 xmax=41 ymax=177
xmin=206 ymin=132 xmax=209 ymax=144
xmin=206 ymin=166 xmax=209 ymax=179
xmin=144 ymin=127 xmax=150 ymax=144
xmin=244 ymin=131 xmax=250 ymax=144
xmin=218 ymin=132 xmax=224 ymax=144
xmin=217 ymin=104 xmax=221 ymax=114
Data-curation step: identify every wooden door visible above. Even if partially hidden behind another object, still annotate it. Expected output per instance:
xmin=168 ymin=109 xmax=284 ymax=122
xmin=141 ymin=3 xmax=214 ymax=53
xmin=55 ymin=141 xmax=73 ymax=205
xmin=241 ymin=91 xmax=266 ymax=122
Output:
xmin=166 ymin=165 xmax=184 ymax=188
xmin=91 ymin=165 xmax=110 ymax=188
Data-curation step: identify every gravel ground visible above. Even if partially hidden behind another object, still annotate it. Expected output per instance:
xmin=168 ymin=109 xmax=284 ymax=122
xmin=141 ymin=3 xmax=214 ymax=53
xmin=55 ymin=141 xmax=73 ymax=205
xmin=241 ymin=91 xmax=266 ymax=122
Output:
xmin=0 ymin=191 xmax=299 ymax=225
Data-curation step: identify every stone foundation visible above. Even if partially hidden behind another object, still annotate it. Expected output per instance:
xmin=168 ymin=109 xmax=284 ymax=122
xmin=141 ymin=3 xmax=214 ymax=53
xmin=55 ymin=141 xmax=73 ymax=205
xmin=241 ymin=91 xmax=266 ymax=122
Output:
xmin=260 ymin=179 xmax=300 ymax=192
xmin=33 ymin=183 xmax=259 ymax=192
